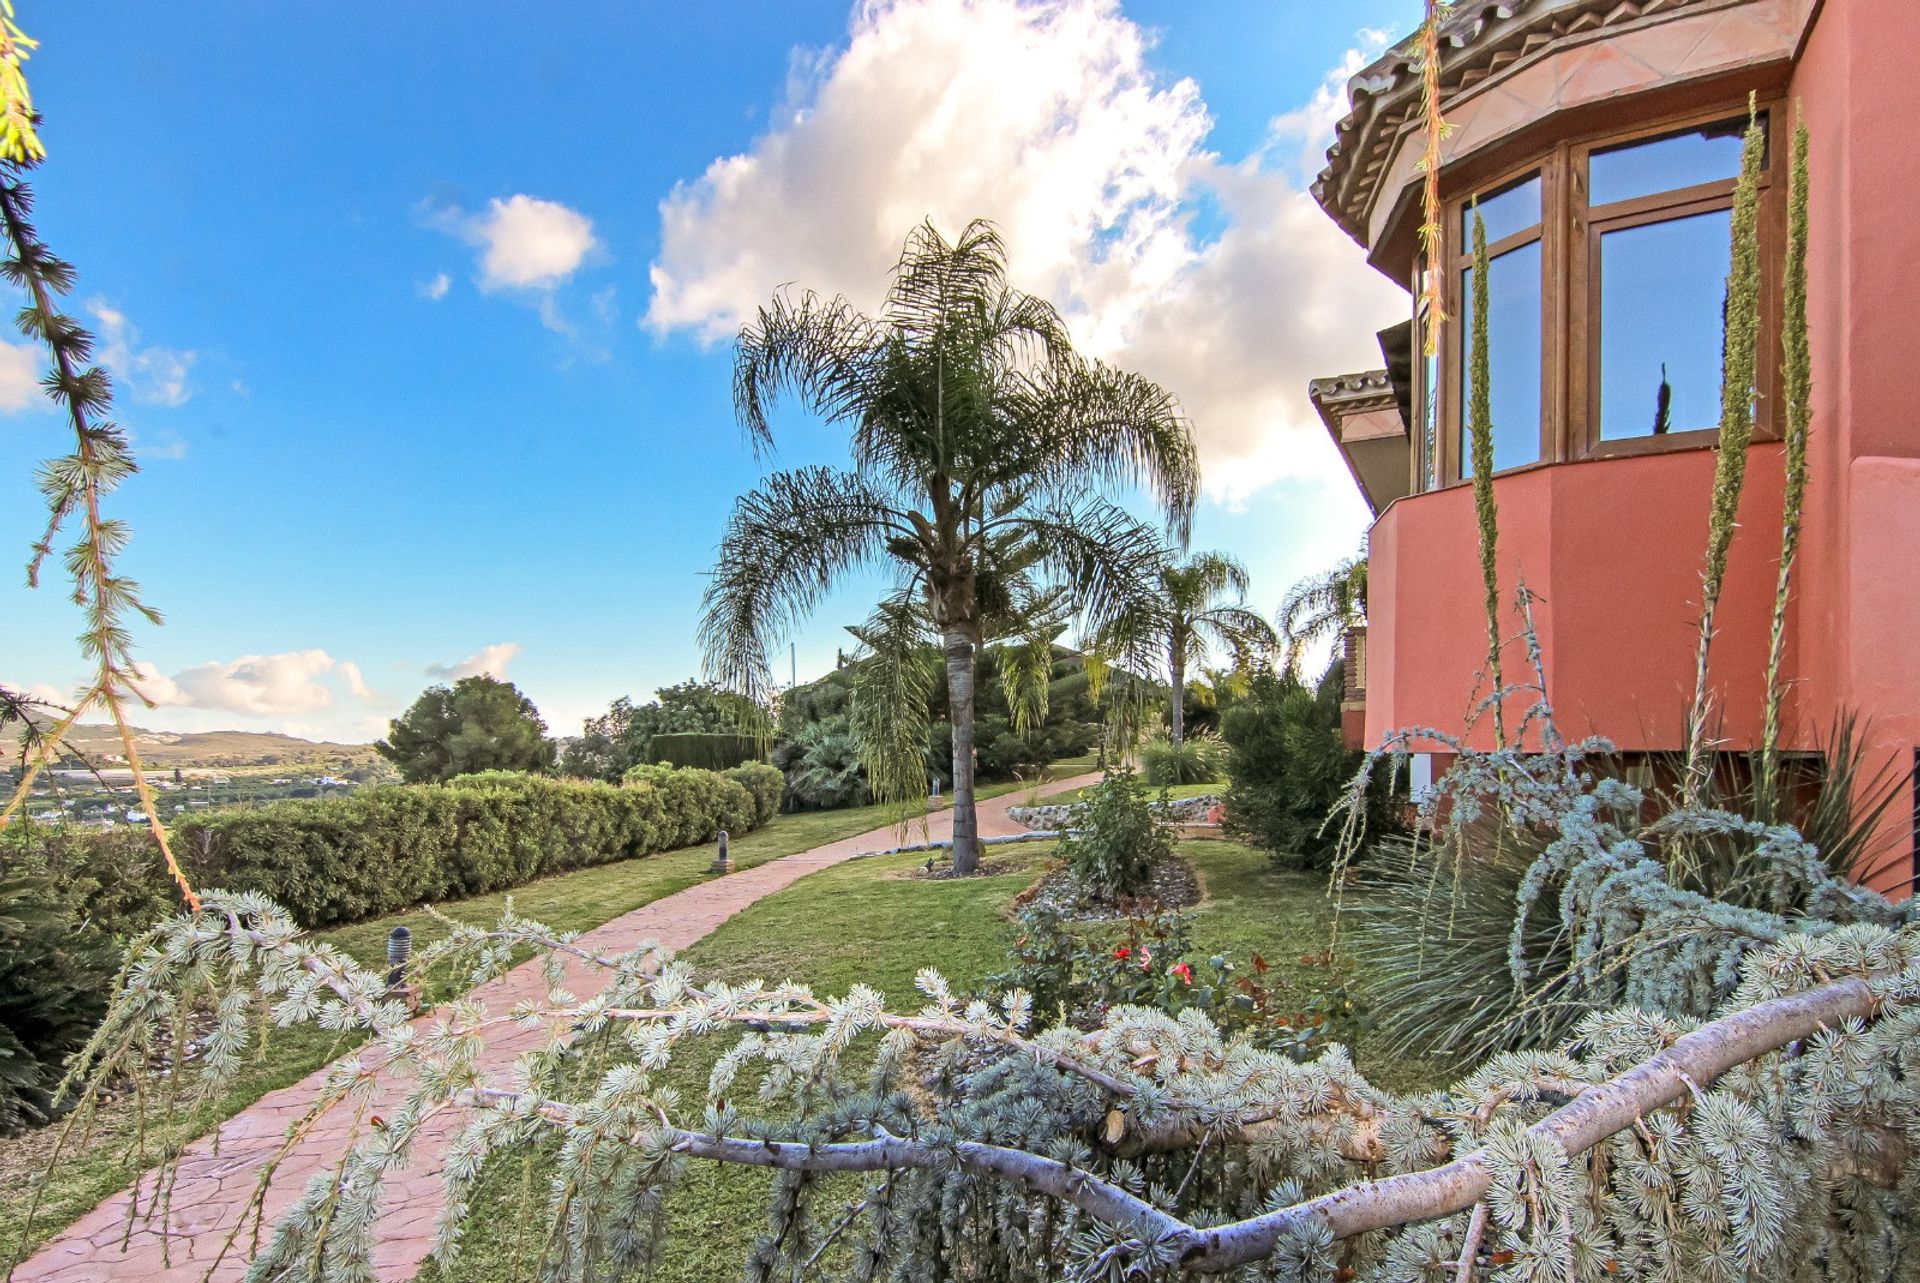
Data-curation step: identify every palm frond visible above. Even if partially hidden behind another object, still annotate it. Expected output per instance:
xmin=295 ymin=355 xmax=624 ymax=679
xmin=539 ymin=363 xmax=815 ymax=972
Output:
xmin=1189 ymin=604 xmax=1277 ymax=670
xmin=847 ymin=589 xmax=938 ymax=809
xmin=699 ymin=467 xmax=907 ymax=701
xmin=1003 ymin=355 xmax=1199 ymax=544
xmin=734 ymin=289 xmax=888 ymax=455
xmin=998 ymin=629 xmax=1056 ymax=739
xmin=1277 ymin=554 xmax=1366 ymax=677
xmin=1003 ymin=499 xmax=1166 ymax=640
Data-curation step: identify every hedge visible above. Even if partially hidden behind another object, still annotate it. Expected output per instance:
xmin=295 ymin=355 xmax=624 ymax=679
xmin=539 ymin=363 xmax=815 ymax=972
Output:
xmin=647 ymin=732 xmax=764 ymax=772
xmin=174 ymin=766 xmax=772 ymax=930
xmin=725 ymin=762 xmax=784 ymax=827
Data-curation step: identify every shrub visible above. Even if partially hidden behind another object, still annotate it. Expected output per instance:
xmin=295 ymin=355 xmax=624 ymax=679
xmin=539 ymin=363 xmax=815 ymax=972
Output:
xmin=989 ymin=905 xmax=1347 ymax=1059
xmin=1137 ymin=732 xmax=1224 ymax=786
xmin=648 ymin=732 xmax=763 ymax=772
xmin=0 ymin=876 xmax=120 ymax=1132
xmin=9 ymin=825 xmax=180 ymax=941
xmin=622 ymin=763 xmax=756 ymax=842
xmin=1056 ymin=768 xmax=1171 ymax=900
xmin=177 ymin=766 xmax=771 ymax=930
xmin=725 ymin=762 xmax=784 ymax=827
xmin=773 ymin=716 xmax=870 ymax=811
xmin=1337 ymin=712 xmax=1912 ymax=1070
xmin=1220 ymin=664 xmax=1398 ymax=867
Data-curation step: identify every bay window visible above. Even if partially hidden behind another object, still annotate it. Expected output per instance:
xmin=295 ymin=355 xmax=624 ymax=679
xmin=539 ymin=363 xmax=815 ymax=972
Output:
xmin=1419 ymin=104 xmax=1778 ymax=491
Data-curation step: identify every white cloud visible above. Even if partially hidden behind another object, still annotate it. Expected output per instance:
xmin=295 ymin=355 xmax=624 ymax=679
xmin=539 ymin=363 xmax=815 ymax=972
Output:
xmin=131 ymin=429 xmax=189 ymax=460
xmin=420 ymin=272 xmax=452 ymax=300
xmin=0 ymin=340 xmax=39 ymax=412
xmin=2 ymin=678 xmax=69 ymax=706
xmin=462 ymin=195 xmax=598 ymax=290
xmin=426 ymin=642 xmax=521 ymax=681
xmin=89 ymin=300 xmax=196 ymax=407
xmin=644 ymin=0 xmax=1403 ymax=503
xmin=136 ymin=649 xmax=382 ymax=718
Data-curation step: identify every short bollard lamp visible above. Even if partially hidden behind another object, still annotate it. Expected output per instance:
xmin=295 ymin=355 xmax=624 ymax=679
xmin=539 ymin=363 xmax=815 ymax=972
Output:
xmin=386 ymin=926 xmax=422 ymax=1013
xmin=710 ymin=829 xmax=730 ymax=875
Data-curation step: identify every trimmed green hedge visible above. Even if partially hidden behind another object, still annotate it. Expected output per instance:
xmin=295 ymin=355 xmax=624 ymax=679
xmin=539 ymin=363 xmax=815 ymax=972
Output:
xmin=175 ymin=767 xmax=769 ymax=930
xmin=725 ymin=762 xmax=784 ymax=827
xmin=648 ymin=732 xmax=763 ymax=772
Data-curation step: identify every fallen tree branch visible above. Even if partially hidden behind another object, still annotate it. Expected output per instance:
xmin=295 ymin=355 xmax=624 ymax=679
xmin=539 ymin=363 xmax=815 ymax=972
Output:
xmin=453 ymin=974 xmax=1876 ymax=1272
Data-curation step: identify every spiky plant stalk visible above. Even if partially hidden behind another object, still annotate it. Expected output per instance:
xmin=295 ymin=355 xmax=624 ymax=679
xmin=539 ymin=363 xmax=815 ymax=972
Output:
xmin=0 ymin=10 xmax=197 ymax=910
xmin=1681 ymin=102 xmax=1767 ymax=811
xmin=1467 ymin=207 xmax=1504 ymax=749
xmin=1415 ymin=0 xmax=1454 ymax=358
xmin=1758 ymin=114 xmax=1812 ymax=815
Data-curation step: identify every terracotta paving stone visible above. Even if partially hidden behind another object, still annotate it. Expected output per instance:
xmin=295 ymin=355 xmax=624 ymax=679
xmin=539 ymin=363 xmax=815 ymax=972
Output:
xmin=10 ymin=776 xmax=1094 ymax=1282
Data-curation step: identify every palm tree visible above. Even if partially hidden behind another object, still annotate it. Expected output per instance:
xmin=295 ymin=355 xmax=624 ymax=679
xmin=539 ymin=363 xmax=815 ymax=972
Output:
xmin=1100 ymin=552 xmax=1276 ymax=747
xmin=1275 ymin=553 xmax=1367 ymax=678
xmin=701 ymin=220 xmax=1197 ymax=874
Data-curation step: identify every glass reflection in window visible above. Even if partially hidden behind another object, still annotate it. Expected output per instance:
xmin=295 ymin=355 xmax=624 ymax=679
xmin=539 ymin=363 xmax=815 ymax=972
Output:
xmin=1459 ymin=240 xmax=1543 ymax=476
xmin=1422 ymin=347 xmax=1439 ymax=490
xmin=1461 ymin=172 xmax=1541 ymax=245
xmin=1590 ymin=117 xmax=1759 ymax=207
xmin=1597 ymin=209 xmax=1733 ymax=440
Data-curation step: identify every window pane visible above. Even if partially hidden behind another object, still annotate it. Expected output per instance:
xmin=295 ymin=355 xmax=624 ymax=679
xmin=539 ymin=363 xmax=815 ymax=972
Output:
xmin=1590 ymin=116 xmax=1760 ymax=206
xmin=1598 ymin=209 xmax=1733 ymax=440
xmin=1421 ymin=346 xmax=1439 ymax=491
xmin=1458 ymin=240 xmax=1543 ymax=477
xmin=1461 ymin=172 xmax=1541 ymax=245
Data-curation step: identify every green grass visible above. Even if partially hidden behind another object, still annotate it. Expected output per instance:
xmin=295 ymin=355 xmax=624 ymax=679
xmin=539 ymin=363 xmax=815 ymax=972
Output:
xmin=418 ymin=838 xmax=1427 ymax=1283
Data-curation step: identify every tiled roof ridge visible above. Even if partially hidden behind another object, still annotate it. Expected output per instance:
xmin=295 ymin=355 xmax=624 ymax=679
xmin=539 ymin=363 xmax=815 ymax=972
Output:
xmin=1308 ymin=368 xmax=1396 ymax=405
xmin=1311 ymin=0 xmax=1733 ymax=245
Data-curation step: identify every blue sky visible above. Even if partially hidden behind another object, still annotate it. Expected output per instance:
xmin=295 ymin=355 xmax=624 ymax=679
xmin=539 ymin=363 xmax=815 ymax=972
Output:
xmin=1 ymin=0 xmax=1421 ymax=742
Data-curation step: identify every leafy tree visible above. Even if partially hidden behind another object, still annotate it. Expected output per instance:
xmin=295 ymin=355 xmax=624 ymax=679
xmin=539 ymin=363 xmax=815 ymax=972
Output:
xmin=701 ymin=220 xmax=1197 ymax=873
xmin=1275 ymin=553 xmax=1366 ymax=678
xmin=1100 ymin=551 xmax=1275 ymax=746
xmin=375 ymin=676 xmax=555 ymax=784
xmin=560 ymin=681 xmax=757 ymax=782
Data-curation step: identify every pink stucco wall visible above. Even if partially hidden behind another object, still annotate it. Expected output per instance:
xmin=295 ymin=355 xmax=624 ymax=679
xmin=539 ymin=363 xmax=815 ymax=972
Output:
xmin=1360 ymin=0 xmax=1920 ymax=890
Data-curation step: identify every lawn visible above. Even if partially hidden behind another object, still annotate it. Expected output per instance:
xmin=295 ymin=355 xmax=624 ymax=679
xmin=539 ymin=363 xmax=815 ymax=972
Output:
xmin=417 ymin=837 xmax=1432 ymax=1283
xmin=0 ymin=768 xmax=1089 ymax=1265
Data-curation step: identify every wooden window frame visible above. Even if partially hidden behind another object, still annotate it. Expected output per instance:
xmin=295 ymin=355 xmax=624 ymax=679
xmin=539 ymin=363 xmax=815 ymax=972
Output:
xmin=1420 ymin=99 xmax=1784 ymax=493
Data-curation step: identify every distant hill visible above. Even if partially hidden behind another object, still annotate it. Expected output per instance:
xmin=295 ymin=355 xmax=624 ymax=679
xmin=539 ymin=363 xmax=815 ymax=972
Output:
xmin=33 ymin=724 xmax=383 ymax=770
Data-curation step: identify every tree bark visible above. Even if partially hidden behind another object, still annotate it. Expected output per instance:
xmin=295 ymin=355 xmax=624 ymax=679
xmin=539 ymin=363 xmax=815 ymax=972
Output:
xmin=945 ymin=628 xmax=981 ymax=874
xmin=1168 ymin=641 xmax=1186 ymax=749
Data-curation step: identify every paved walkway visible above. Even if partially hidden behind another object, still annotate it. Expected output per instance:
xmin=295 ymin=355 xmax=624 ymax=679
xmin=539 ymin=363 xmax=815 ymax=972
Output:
xmin=14 ymin=775 xmax=1094 ymax=1283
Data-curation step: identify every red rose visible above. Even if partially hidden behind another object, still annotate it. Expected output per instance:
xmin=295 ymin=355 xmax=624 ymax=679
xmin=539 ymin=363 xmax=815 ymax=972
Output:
xmin=1172 ymin=962 xmax=1194 ymax=985
xmin=1113 ymin=945 xmax=1131 ymax=960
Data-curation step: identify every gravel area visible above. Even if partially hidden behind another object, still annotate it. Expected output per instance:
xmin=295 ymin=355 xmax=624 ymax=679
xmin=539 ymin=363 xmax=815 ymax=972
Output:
xmin=1007 ymin=793 xmax=1221 ymax=832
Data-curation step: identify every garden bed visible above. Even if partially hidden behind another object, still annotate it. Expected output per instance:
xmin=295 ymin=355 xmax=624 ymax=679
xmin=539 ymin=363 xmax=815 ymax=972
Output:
xmin=1012 ymin=854 xmax=1201 ymax=919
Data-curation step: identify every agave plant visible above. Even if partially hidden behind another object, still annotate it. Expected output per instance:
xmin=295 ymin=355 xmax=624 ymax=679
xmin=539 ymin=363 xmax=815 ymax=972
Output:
xmin=701 ymin=220 xmax=1197 ymax=873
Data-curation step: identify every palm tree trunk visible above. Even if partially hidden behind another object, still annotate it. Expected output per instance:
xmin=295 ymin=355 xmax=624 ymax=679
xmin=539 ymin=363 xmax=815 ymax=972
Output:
xmin=945 ymin=628 xmax=981 ymax=874
xmin=1169 ymin=646 xmax=1186 ymax=749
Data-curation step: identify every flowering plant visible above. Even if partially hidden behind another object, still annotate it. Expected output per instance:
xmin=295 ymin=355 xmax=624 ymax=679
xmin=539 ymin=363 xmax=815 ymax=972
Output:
xmin=990 ymin=904 xmax=1354 ymax=1057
